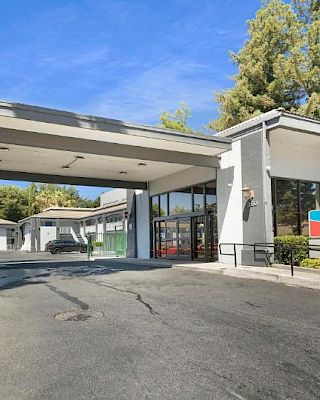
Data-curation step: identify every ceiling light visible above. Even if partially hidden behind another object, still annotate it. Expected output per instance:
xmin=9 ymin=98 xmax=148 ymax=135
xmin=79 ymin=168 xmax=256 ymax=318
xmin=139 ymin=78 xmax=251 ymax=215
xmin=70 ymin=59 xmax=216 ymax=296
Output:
xmin=61 ymin=155 xmax=85 ymax=170
xmin=119 ymin=171 xmax=127 ymax=175
xmin=0 ymin=147 xmax=9 ymax=151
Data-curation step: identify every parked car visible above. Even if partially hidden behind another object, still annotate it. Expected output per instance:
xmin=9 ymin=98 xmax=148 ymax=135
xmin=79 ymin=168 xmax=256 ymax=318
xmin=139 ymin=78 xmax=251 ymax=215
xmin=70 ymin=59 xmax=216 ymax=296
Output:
xmin=45 ymin=240 xmax=87 ymax=254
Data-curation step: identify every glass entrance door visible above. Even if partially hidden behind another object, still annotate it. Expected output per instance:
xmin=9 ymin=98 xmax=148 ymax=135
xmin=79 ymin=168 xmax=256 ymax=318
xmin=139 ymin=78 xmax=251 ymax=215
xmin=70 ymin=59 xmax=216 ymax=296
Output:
xmin=207 ymin=212 xmax=218 ymax=262
xmin=154 ymin=214 xmax=217 ymax=261
xmin=177 ymin=219 xmax=191 ymax=259
xmin=191 ymin=213 xmax=218 ymax=262
xmin=154 ymin=218 xmax=191 ymax=260
xmin=193 ymin=215 xmax=206 ymax=260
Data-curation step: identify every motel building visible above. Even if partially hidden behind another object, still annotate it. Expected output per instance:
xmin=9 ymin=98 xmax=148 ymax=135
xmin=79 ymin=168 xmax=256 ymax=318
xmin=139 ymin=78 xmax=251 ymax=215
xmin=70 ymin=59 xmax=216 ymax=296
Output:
xmin=18 ymin=189 xmax=127 ymax=253
xmin=0 ymin=101 xmax=319 ymax=265
xmin=0 ymin=218 xmax=17 ymax=251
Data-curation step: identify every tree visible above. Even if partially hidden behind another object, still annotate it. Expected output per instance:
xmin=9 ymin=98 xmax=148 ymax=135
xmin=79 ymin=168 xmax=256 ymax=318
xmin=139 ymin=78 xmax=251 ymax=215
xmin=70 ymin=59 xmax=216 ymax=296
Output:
xmin=76 ymin=196 xmax=100 ymax=208
xmin=0 ymin=183 xmax=102 ymax=222
xmin=290 ymin=0 xmax=320 ymax=118
xmin=0 ymin=186 xmax=29 ymax=222
xmin=27 ymin=183 xmax=38 ymax=215
xmin=34 ymin=184 xmax=77 ymax=211
xmin=210 ymin=0 xmax=320 ymax=132
xmin=159 ymin=102 xmax=193 ymax=132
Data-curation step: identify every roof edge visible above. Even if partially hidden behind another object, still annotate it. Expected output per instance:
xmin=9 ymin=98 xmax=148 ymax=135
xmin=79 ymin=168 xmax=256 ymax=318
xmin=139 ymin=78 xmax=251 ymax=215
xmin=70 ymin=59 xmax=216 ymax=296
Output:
xmin=0 ymin=99 xmax=231 ymax=147
xmin=216 ymin=108 xmax=320 ymax=139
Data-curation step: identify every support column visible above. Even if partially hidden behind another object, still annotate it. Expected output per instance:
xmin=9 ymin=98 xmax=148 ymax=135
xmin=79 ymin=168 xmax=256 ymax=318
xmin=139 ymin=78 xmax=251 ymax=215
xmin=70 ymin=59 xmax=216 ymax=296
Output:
xmin=35 ymin=218 xmax=41 ymax=252
xmin=30 ymin=218 xmax=36 ymax=252
xmin=17 ymin=226 xmax=22 ymax=249
xmin=56 ymin=219 xmax=61 ymax=240
xmin=103 ymin=217 xmax=106 ymax=234
xmin=126 ymin=189 xmax=137 ymax=258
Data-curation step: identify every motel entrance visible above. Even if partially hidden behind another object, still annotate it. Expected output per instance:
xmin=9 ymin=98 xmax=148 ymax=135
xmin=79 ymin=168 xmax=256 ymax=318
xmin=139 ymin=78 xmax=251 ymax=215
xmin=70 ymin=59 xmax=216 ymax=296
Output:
xmin=151 ymin=180 xmax=218 ymax=262
xmin=0 ymin=101 xmax=230 ymax=260
xmin=153 ymin=212 xmax=217 ymax=262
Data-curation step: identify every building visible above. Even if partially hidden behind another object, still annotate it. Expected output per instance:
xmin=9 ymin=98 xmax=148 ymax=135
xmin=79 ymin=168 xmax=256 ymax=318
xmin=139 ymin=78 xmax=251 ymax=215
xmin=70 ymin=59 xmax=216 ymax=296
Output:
xmin=0 ymin=219 xmax=17 ymax=250
xmin=0 ymin=101 xmax=319 ymax=264
xmin=18 ymin=190 xmax=127 ymax=252
xmin=145 ymin=109 xmax=320 ymax=265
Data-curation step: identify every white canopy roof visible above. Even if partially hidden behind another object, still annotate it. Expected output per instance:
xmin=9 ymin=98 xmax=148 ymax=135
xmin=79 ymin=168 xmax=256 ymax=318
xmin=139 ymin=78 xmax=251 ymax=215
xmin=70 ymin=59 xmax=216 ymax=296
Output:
xmin=0 ymin=101 xmax=231 ymax=189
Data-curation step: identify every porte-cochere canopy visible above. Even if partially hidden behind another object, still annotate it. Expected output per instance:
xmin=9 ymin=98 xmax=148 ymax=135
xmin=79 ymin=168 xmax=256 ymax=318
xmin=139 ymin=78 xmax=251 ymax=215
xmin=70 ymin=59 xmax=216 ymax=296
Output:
xmin=0 ymin=101 xmax=231 ymax=189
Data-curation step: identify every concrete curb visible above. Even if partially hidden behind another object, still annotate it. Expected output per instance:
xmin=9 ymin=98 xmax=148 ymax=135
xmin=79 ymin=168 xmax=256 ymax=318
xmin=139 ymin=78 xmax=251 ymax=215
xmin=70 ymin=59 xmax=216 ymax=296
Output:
xmin=173 ymin=264 xmax=320 ymax=290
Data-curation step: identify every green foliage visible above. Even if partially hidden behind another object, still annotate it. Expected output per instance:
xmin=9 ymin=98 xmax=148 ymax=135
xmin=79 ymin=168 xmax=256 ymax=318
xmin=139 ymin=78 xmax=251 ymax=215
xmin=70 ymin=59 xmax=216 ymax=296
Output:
xmin=301 ymin=258 xmax=320 ymax=269
xmin=0 ymin=183 xmax=101 ymax=222
xmin=211 ymin=0 xmax=320 ymax=131
xmin=76 ymin=196 xmax=100 ymax=208
xmin=159 ymin=102 xmax=193 ymax=132
xmin=93 ymin=241 xmax=103 ymax=247
xmin=34 ymin=184 xmax=77 ymax=210
xmin=274 ymin=235 xmax=309 ymax=265
xmin=0 ymin=185 xmax=29 ymax=222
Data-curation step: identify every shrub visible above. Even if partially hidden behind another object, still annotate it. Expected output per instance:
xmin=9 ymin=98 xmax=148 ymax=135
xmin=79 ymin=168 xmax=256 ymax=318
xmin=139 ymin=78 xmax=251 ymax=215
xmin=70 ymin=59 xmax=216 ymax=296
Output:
xmin=301 ymin=258 xmax=320 ymax=270
xmin=274 ymin=235 xmax=309 ymax=265
xmin=93 ymin=241 xmax=103 ymax=248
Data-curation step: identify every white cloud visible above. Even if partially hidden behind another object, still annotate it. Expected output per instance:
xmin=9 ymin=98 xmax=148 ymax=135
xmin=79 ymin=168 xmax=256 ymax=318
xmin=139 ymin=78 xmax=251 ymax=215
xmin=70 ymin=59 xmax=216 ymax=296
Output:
xmin=81 ymin=59 xmax=223 ymax=127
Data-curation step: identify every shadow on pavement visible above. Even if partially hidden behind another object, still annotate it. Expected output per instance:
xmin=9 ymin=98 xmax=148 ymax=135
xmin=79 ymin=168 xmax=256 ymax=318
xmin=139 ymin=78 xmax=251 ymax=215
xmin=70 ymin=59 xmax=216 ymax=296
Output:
xmin=0 ymin=258 xmax=173 ymax=291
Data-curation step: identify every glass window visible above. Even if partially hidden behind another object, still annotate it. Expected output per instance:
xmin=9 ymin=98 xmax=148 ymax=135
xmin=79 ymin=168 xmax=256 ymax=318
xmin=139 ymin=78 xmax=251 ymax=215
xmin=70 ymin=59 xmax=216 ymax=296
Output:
xmin=300 ymin=181 xmax=320 ymax=235
xmin=160 ymin=194 xmax=168 ymax=216
xmin=205 ymin=181 xmax=217 ymax=211
xmin=193 ymin=185 xmax=204 ymax=211
xmin=169 ymin=188 xmax=192 ymax=215
xmin=275 ymin=179 xmax=299 ymax=235
xmin=151 ymin=196 xmax=159 ymax=219
xmin=159 ymin=221 xmax=167 ymax=256
xmin=43 ymin=220 xmax=55 ymax=227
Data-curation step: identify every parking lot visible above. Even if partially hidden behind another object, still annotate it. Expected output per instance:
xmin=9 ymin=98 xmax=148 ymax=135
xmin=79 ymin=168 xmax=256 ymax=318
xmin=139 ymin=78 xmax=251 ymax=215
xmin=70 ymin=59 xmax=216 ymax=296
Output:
xmin=0 ymin=257 xmax=319 ymax=399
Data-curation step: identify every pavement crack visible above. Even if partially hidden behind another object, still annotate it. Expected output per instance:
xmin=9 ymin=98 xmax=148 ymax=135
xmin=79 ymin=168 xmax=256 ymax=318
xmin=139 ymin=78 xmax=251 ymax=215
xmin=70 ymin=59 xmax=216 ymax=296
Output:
xmin=45 ymin=284 xmax=89 ymax=310
xmin=245 ymin=301 xmax=262 ymax=308
xmin=86 ymin=279 xmax=159 ymax=315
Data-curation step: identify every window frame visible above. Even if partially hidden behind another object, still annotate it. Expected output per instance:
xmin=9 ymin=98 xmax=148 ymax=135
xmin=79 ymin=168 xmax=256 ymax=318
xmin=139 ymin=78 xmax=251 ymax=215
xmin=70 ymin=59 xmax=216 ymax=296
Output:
xmin=272 ymin=177 xmax=320 ymax=236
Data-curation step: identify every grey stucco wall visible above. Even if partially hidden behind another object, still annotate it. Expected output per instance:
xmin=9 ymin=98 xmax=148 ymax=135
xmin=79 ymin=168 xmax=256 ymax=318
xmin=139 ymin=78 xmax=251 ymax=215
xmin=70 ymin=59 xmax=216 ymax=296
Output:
xmin=240 ymin=130 xmax=273 ymax=265
xmin=126 ymin=189 xmax=137 ymax=258
xmin=135 ymin=190 xmax=150 ymax=258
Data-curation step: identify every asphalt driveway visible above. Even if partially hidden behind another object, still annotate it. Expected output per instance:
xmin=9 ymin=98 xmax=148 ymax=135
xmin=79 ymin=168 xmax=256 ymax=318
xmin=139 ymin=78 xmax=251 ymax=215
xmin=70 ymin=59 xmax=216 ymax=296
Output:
xmin=0 ymin=258 xmax=319 ymax=399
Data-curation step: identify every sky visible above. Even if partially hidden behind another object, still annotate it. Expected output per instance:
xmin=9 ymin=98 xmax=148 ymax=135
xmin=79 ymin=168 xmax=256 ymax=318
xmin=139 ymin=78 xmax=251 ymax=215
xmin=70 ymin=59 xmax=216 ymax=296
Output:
xmin=0 ymin=0 xmax=262 ymax=199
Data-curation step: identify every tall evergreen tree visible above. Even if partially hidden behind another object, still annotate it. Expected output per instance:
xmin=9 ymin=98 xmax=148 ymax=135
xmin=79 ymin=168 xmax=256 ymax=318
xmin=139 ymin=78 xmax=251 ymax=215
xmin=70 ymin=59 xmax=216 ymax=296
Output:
xmin=210 ymin=0 xmax=320 ymax=132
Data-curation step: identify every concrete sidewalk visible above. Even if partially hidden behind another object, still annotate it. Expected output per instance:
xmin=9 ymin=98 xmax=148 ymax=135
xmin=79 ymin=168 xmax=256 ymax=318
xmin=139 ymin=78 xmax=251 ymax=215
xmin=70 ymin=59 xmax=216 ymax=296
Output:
xmin=173 ymin=262 xmax=320 ymax=290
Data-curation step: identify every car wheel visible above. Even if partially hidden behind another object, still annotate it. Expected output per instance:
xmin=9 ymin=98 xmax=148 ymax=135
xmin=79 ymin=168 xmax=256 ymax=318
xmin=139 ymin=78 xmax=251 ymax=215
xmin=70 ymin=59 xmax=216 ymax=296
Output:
xmin=53 ymin=248 xmax=61 ymax=254
xmin=80 ymin=248 xmax=87 ymax=253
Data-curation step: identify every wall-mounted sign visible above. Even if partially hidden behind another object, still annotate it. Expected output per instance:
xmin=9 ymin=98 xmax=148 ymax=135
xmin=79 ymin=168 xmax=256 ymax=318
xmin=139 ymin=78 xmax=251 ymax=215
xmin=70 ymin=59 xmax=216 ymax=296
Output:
xmin=309 ymin=210 xmax=320 ymax=238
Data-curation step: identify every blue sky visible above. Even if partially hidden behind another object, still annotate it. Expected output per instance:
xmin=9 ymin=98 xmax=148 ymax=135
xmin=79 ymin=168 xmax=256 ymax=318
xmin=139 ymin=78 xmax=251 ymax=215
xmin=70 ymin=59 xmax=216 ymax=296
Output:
xmin=0 ymin=0 xmax=262 ymax=198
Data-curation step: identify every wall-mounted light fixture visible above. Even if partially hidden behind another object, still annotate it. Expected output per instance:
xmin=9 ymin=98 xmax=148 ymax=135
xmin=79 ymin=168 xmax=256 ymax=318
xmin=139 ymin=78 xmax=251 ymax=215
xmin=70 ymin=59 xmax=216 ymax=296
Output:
xmin=242 ymin=186 xmax=255 ymax=200
xmin=119 ymin=171 xmax=127 ymax=175
xmin=242 ymin=186 xmax=258 ymax=207
xmin=138 ymin=162 xmax=147 ymax=167
xmin=0 ymin=147 xmax=9 ymax=151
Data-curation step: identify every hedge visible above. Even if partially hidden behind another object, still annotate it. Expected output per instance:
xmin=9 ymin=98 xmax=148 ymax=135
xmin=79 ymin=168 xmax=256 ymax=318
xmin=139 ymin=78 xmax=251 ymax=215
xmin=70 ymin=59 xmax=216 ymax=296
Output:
xmin=274 ymin=235 xmax=309 ymax=265
xmin=301 ymin=258 xmax=320 ymax=270
xmin=93 ymin=241 xmax=103 ymax=247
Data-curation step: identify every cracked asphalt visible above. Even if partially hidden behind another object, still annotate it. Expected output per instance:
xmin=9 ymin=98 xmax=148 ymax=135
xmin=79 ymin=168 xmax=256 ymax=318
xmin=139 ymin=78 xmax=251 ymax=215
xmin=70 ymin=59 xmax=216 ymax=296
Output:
xmin=0 ymin=258 xmax=319 ymax=400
